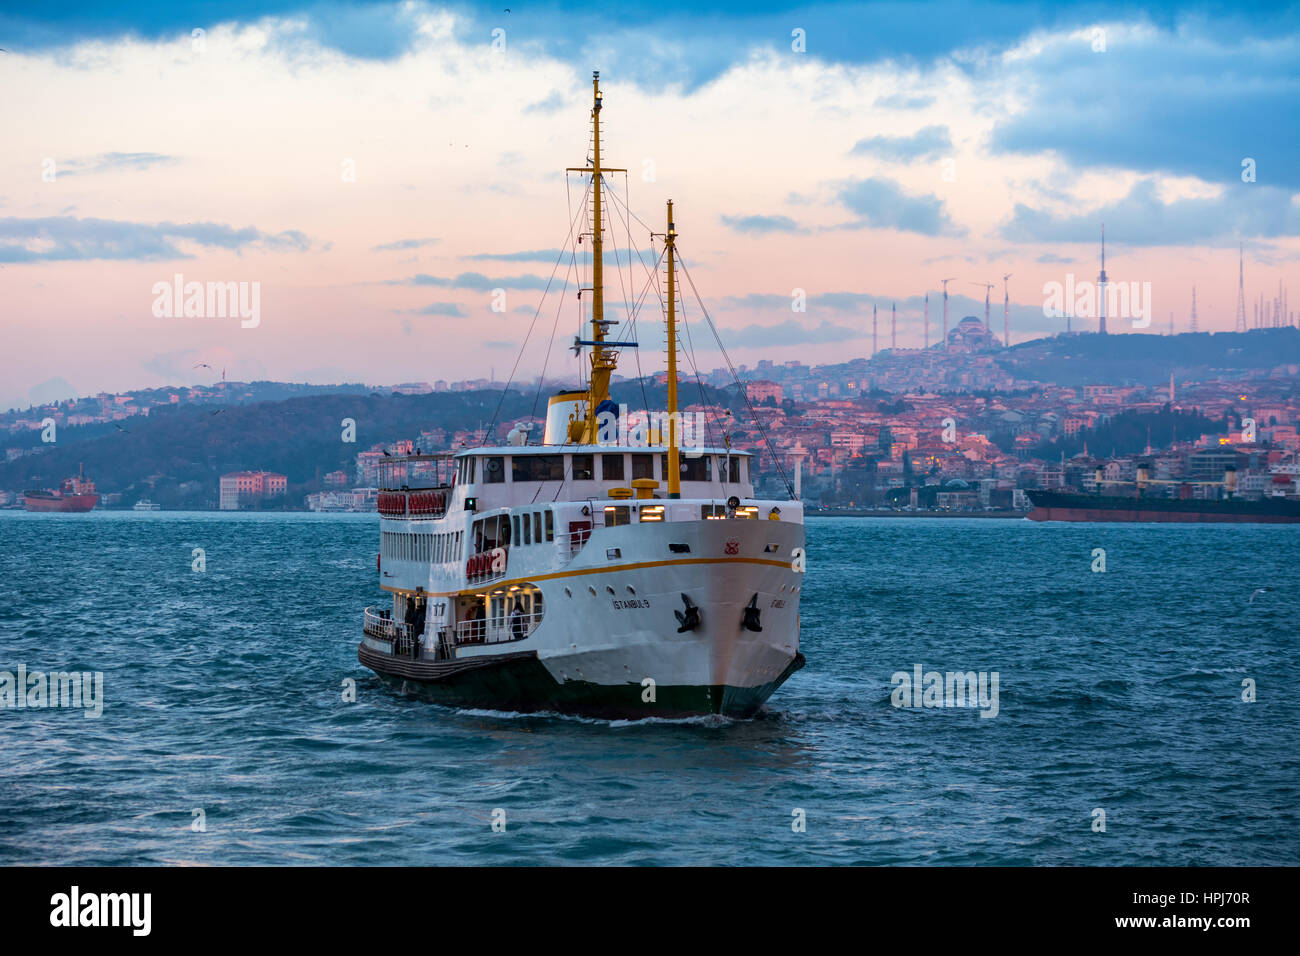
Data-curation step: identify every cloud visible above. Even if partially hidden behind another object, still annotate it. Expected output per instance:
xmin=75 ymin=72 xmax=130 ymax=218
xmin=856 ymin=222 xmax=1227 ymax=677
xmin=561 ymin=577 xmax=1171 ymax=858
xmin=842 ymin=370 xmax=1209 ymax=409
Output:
xmin=373 ymin=237 xmax=439 ymax=251
xmin=723 ymin=319 xmax=863 ymax=348
xmin=837 ymin=177 xmax=965 ymax=237
xmin=56 ymin=152 xmax=177 ymax=176
xmin=0 ymin=216 xmax=311 ymax=263
xmin=524 ymin=92 xmax=566 ymax=113
xmin=411 ymin=302 xmax=467 ymax=317
xmin=850 ymin=125 xmax=951 ymax=161
xmin=397 ymin=271 xmax=554 ymax=291
xmin=999 ymin=180 xmax=1300 ymax=246
xmin=990 ymin=23 xmax=1300 ymax=190
xmin=873 ymin=93 xmax=936 ymax=110
xmin=720 ymin=214 xmax=806 ymax=235
xmin=1036 ymin=253 xmax=1077 ymax=264
xmin=466 ymin=248 xmax=569 ymax=262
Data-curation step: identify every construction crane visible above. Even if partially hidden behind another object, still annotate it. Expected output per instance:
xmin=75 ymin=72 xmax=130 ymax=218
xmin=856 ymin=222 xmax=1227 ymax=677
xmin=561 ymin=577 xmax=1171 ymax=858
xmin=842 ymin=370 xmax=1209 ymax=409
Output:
xmin=939 ymin=278 xmax=956 ymax=351
xmin=1002 ymin=273 xmax=1012 ymax=348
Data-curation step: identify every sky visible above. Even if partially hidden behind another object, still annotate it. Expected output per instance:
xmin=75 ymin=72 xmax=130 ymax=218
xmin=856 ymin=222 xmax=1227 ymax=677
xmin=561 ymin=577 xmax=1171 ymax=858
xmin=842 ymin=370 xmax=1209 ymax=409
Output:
xmin=1 ymin=1 xmax=1298 ymax=410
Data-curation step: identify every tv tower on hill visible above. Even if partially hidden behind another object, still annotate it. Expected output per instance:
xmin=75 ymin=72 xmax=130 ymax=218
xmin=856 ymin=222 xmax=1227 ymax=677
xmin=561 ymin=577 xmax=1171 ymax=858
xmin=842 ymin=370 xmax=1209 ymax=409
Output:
xmin=1235 ymin=243 xmax=1248 ymax=332
xmin=1190 ymin=286 xmax=1198 ymax=333
xmin=891 ymin=302 xmax=897 ymax=351
xmin=924 ymin=293 xmax=930 ymax=350
xmin=872 ymin=304 xmax=878 ymax=357
xmin=1098 ymin=224 xmax=1108 ymax=335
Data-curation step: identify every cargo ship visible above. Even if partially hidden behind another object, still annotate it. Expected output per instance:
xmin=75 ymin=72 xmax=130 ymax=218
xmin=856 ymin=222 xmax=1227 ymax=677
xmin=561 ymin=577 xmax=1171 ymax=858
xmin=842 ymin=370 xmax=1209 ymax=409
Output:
xmin=1027 ymin=464 xmax=1300 ymax=523
xmin=23 ymin=467 xmax=100 ymax=513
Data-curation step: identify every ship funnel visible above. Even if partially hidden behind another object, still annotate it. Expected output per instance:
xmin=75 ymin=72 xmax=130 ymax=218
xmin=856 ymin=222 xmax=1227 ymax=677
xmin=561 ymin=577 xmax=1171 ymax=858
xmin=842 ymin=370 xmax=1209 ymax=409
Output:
xmin=544 ymin=391 xmax=588 ymax=445
xmin=1224 ymin=466 xmax=1238 ymax=496
xmin=1136 ymin=462 xmax=1150 ymax=489
xmin=1094 ymin=465 xmax=1104 ymax=489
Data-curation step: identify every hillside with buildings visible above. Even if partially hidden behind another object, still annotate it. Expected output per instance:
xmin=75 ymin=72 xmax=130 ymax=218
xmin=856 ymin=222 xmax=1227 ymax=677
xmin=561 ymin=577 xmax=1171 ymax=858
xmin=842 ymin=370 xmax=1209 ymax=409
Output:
xmin=2 ymin=329 xmax=1298 ymax=511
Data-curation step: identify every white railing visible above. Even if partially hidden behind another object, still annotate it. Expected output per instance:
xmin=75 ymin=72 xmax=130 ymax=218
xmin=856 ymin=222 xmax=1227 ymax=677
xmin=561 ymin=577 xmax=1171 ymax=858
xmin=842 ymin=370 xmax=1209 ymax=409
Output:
xmin=558 ymin=527 xmax=596 ymax=558
xmin=363 ymin=605 xmax=408 ymax=638
xmin=453 ymin=612 xmax=542 ymax=647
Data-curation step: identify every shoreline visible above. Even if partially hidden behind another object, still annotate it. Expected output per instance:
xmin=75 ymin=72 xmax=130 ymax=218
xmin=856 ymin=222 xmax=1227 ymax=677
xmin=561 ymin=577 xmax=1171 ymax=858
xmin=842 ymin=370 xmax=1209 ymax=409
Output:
xmin=807 ymin=509 xmax=1026 ymax=519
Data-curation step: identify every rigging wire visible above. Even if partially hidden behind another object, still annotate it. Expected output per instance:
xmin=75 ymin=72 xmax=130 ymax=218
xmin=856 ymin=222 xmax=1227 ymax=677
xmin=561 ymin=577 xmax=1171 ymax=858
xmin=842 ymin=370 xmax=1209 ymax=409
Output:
xmin=485 ymin=177 xmax=593 ymax=443
xmin=531 ymin=177 xmax=593 ymax=423
xmin=677 ymin=254 xmax=797 ymax=498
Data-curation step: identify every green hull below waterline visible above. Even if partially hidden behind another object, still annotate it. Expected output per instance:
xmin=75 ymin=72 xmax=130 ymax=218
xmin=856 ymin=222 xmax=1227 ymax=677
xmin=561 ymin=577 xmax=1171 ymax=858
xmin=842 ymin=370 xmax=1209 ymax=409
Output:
xmin=359 ymin=643 xmax=805 ymax=719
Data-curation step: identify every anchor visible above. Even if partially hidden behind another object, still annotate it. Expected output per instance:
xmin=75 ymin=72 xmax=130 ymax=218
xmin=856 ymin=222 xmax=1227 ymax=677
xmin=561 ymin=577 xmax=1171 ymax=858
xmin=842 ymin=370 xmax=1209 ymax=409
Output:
xmin=674 ymin=593 xmax=701 ymax=633
xmin=742 ymin=594 xmax=763 ymax=632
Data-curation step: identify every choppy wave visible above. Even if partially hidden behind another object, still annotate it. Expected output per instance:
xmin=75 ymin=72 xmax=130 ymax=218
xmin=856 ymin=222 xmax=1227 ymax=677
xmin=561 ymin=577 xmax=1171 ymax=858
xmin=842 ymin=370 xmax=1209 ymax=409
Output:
xmin=1 ymin=511 xmax=1298 ymax=865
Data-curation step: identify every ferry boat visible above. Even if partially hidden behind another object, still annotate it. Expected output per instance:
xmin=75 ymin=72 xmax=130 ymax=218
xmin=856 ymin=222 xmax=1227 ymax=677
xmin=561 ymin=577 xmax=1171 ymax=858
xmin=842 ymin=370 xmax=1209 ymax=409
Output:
xmin=133 ymin=499 xmax=162 ymax=511
xmin=357 ymin=73 xmax=806 ymax=718
xmin=23 ymin=466 xmax=100 ymax=513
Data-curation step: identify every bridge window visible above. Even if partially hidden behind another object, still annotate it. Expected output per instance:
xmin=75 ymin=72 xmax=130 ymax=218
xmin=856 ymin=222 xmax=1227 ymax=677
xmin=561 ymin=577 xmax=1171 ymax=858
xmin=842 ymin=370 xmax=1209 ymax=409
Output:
xmin=532 ymin=511 xmax=542 ymax=544
xmin=604 ymin=505 xmax=631 ymax=527
xmin=513 ymin=455 xmax=564 ymax=482
xmin=544 ymin=511 xmax=554 ymax=541
xmin=601 ymin=454 xmax=625 ymax=480
xmin=663 ymin=454 xmax=711 ymax=482
xmin=483 ymin=457 xmax=505 ymax=483
xmin=572 ymin=454 xmax=594 ymax=480
xmin=522 ymin=513 xmax=531 ymax=545
xmin=631 ymin=454 xmax=654 ymax=480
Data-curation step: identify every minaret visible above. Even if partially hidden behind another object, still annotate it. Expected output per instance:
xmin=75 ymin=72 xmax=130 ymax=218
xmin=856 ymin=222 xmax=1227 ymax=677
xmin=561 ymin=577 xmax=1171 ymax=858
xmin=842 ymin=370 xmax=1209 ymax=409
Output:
xmin=872 ymin=304 xmax=877 ymax=357
xmin=924 ymin=293 xmax=930 ymax=350
xmin=940 ymin=278 xmax=955 ymax=351
xmin=891 ymin=302 xmax=896 ymax=351
xmin=1097 ymin=224 xmax=1108 ymax=335
xmin=1169 ymin=371 xmax=1175 ymax=403
xmin=1190 ymin=287 xmax=1198 ymax=333
xmin=1235 ymin=242 xmax=1247 ymax=332
xmin=1002 ymin=278 xmax=1009 ymax=346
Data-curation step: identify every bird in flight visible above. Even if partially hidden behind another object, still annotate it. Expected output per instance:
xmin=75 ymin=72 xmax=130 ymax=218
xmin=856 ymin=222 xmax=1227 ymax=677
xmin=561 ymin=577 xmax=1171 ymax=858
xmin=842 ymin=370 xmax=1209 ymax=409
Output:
xmin=1249 ymin=588 xmax=1268 ymax=604
xmin=112 ymin=423 xmax=129 ymax=433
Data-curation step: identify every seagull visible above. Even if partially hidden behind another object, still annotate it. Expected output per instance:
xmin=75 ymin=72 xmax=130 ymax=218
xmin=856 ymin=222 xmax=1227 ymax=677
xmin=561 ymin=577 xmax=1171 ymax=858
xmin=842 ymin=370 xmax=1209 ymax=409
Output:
xmin=112 ymin=423 xmax=129 ymax=433
xmin=193 ymin=362 xmax=212 ymax=370
xmin=211 ymin=408 xmax=225 ymax=417
xmin=1249 ymin=588 xmax=1268 ymax=604
xmin=382 ymin=448 xmax=392 ymax=457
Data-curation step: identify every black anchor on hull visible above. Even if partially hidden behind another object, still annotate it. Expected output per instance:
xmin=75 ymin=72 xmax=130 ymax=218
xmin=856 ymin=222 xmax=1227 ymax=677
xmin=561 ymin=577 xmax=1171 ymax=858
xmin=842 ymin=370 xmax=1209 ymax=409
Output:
xmin=675 ymin=593 xmax=701 ymax=633
xmin=742 ymin=594 xmax=763 ymax=632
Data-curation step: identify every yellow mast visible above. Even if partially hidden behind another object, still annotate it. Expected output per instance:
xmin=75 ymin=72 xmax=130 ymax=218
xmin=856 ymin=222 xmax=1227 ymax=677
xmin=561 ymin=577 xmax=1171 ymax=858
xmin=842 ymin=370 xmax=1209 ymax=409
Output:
xmin=589 ymin=71 xmax=611 ymax=417
xmin=565 ymin=72 xmax=625 ymax=441
xmin=665 ymin=200 xmax=681 ymax=498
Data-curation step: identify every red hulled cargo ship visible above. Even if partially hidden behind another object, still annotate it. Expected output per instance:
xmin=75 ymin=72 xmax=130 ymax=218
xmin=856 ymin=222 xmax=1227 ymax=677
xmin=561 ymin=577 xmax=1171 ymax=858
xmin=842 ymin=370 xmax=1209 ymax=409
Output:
xmin=23 ymin=467 xmax=100 ymax=513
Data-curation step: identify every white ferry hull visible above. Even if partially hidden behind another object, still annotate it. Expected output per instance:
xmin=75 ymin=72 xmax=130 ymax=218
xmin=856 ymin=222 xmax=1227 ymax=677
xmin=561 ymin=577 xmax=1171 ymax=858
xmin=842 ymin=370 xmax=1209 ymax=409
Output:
xmin=361 ymin=516 xmax=805 ymax=718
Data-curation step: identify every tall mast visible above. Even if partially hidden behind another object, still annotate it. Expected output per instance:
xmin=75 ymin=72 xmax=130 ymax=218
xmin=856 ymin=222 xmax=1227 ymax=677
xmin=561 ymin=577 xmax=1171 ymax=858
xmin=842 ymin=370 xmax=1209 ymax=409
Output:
xmin=665 ymin=201 xmax=680 ymax=498
xmin=566 ymin=72 xmax=628 ymax=441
